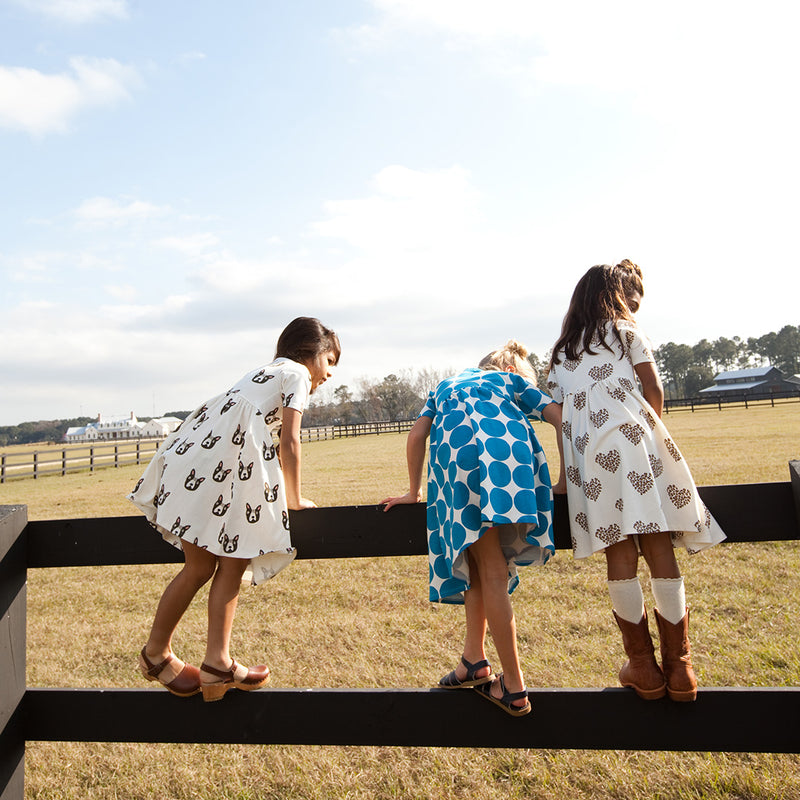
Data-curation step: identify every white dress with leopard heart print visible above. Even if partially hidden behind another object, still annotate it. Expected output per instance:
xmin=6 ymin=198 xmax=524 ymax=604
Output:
xmin=547 ymin=320 xmax=725 ymax=559
xmin=128 ymin=358 xmax=310 ymax=584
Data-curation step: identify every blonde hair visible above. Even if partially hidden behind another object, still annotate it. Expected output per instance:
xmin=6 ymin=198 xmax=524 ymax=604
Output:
xmin=479 ymin=340 xmax=538 ymax=384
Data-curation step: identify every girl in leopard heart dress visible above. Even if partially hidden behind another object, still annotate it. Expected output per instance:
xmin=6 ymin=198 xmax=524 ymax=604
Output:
xmin=547 ymin=261 xmax=725 ymax=702
xmin=129 ymin=317 xmax=340 ymax=701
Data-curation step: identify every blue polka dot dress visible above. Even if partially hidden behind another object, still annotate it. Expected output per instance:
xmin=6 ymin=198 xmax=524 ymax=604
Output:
xmin=421 ymin=368 xmax=556 ymax=604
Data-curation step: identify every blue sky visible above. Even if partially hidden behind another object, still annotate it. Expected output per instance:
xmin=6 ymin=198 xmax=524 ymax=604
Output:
xmin=1 ymin=0 xmax=798 ymax=425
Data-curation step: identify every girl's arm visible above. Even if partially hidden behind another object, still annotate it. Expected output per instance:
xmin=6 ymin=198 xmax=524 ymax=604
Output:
xmin=280 ymin=408 xmax=316 ymax=510
xmin=542 ymin=402 xmax=567 ymax=494
xmin=382 ymin=415 xmax=433 ymax=511
xmin=634 ymin=362 xmax=664 ymax=418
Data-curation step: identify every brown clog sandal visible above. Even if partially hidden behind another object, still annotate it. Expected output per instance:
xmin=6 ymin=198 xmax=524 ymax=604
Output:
xmin=199 ymin=659 xmax=270 ymax=702
xmin=138 ymin=647 xmax=201 ymax=697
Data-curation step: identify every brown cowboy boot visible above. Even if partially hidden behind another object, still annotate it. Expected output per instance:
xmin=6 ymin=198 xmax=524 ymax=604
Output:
xmin=613 ymin=609 xmax=667 ymax=700
xmin=655 ymin=608 xmax=697 ymax=702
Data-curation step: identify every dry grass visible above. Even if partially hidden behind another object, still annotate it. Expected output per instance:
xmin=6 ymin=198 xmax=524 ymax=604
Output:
xmin=4 ymin=404 xmax=800 ymax=799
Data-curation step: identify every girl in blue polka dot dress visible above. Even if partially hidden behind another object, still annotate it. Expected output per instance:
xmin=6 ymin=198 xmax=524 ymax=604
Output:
xmin=383 ymin=341 xmax=563 ymax=716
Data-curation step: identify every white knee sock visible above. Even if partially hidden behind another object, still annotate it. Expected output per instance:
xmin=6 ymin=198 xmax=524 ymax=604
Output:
xmin=651 ymin=577 xmax=686 ymax=624
xmin=607 ymin=577 xmax=645 ymax=624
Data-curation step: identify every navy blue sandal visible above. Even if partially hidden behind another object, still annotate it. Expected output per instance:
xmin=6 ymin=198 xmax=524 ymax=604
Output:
xmin=438 ymin=656 xmax=493 ymax=689
xmin=474 ymin=674 xmax=531 ymax=716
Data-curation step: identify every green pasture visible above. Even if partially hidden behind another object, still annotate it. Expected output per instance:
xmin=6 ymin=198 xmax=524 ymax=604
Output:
xmin=2 ymin=405 xmax=799 ymax=799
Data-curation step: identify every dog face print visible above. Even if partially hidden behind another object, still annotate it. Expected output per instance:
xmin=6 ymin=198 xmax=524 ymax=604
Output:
xmin=264 ymin=407 xmax=280 ymax=425
xmin=238 ymin=460 xmax=253 ymax=480
xmin=213 ymin=461 xmax=232 ymax=482
xmin=175 ymin=440 xmax=194 ymax=455
xmin=232 ymin=425 xmax=246 ymax=446
xmin=246 ymin=503 xmax=261 ymax=523
xmin=202 ymin=432 xmax=221 ymax=449
xmin=252 ymin=370 xmax=275 ymax=384
xmin=264 ymin=482 xmax=279 ymax=502
xmin=262 ymin=442 xmax=276 ymax=461
xmin=212 ymin=495 xmax=230 ymax=516
xmin=184 ymin=469 xmax=205 ymax=490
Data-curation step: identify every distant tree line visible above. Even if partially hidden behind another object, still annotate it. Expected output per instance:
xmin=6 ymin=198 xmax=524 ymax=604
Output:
xmin=3 ymin=325 xmax=796 ymax=445
xmin=653 ymin=324 xmax=800 ymax=399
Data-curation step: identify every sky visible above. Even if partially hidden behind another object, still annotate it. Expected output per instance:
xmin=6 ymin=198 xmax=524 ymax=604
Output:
xmin=1 ymin=0 xmax=799 ymax=425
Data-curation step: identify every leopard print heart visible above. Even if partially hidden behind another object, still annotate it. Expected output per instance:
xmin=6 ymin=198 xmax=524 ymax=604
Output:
xmin=563 ymin=357 xmax=581 ymax=371
xmin=648 ymin=455 xmax=663 ymax=477
xmin=567 ymin=465 xmax=582 ymax=486
xmin=619 ymin=377 xmax=635 ymax=391
xmin=595 ymin=449 xmax=620 ymax=473
xmin=575 ymin=433 xmax=589 ymax=455
xmin=595 ymin=523 xmax=621 ymax=545
xmin=575 ymin=512 xmax=589 ymax=532
xmin=590 ymin=409 xmax=609 ymax=428
xmin=561 ymin=421 xmax=572 ymax=441
xmin=620 ymin=423 xmax=645 ymax=445
xmin=573 ymin=391 xmax=586 ymax=410
xmin=667 ymin=484 xmax=692 ymax=508
xmin=639 ymin=408 xmax=656 ymax=430
xmin=609 ymin=386 xmax=627 ymax=402
xmin=547 ymin=380 xmax=559 ymax=392
xmin=589 ymin=363 xmax=614 ymax=381
xmin=627 ymin=470 xmax=654 ymax=494
xmin=615 ymin=498 xmax=624 ymax=511
xmin=634 ymin=521 xmax=662 ymax=535
xmin=583 ymin=477 xmax=602 ymax=500
xmin=625 ymin=330 xmax=635 ymax=349
xmin=664 ymin=437 xmax=682 ymax=461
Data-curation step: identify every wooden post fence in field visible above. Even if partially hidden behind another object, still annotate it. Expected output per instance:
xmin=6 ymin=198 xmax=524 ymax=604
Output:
xmin=0 ymin=422 xmax=418 ymax=483
xmin=2 ymin=464 xmax=800 ymax=798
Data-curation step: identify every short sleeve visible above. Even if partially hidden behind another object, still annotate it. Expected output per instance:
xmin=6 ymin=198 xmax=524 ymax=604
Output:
xmin=617 ymin=321 xmax=655 ymax=366
xmin=512 ymin=374 xmax=552 ymax=420
xmin=545 ymin=365 xmax=564 ymax=404
xmin=280 ymin=363 xmax=311 ymax=414
xmin=419 ymin=391 xmax=436 ymax=419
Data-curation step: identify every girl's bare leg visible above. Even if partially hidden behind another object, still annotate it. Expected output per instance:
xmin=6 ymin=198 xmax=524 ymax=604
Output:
xmin=453 ymin=550 xmax=491 ymax=681
xmin=144 ymin=542 xmax=216 ymax=678
xmin=469 ymin=527 xmax=526 ymax=706
xmin=605 ymin=537 xmax=640 ymax=581
xmin=640 ymin=531 xmax=681 ymax=578
xmin=203 ymin=555 xmax=249 ymax=670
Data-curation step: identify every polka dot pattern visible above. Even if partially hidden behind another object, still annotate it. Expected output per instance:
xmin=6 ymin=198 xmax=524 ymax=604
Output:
xmin=420 ymin=368 xmax=555 ymax=604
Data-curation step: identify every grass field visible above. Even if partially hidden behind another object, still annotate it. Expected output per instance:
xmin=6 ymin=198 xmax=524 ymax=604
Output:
xmin=2 ymin=405 xmax=799 ymax=799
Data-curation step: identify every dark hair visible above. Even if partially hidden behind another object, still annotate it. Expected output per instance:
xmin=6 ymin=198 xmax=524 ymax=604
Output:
xmin=275 ymin=317 xmax=341 ymax=365
xmin=551 ymin=260 xmax=643 ymax=365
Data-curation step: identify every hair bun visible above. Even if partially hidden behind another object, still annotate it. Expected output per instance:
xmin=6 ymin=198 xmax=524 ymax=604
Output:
xmin=505 ymin=339 xmax=528 ymax=359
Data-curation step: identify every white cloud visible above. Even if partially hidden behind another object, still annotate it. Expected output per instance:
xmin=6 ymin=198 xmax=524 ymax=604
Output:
xmin=0 ymin=57 xmax=141 ymax=136
xmin=73 ymin=195 xmax=170 ymax=226
xmin=312 ymin=164 xmax=481 ymax=253
xmin=155 ymin=233 xmax=220 ymax=257
xmin=11 ymin=0 xmax=129 ymax=24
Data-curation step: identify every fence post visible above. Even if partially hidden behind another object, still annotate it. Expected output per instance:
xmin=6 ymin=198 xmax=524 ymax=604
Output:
xmin=0 ymin=505 xmax=28 ymax=800
xmin=32 ymin=453 xmax=37 ymax=480
xmin=61 ymin=449 xmax=66 ymax=477
xmin=90 ymin=446 xmax=95 ymax=473
xmin=1 ymin=455 xmax=4 ymax=485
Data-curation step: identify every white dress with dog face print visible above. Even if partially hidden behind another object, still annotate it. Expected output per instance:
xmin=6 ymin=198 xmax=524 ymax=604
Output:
xmin=128 ymin=358 xmax=310 ymax=584
xmin=547 ymin=320 xmax=726 ymax=559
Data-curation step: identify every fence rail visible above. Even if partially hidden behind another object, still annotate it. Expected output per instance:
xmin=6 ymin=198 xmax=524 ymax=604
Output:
xmin=664 ymin=389 xmax=800 ymax=412
xmin=0 ymin=420 xmax=416 ymax=483
xmin=2 ymin=463 xmax=800 ymax=798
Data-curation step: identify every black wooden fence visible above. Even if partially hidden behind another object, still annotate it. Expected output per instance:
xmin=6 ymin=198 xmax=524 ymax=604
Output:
xmin=2 ymin=464 xmax=800 ymax=798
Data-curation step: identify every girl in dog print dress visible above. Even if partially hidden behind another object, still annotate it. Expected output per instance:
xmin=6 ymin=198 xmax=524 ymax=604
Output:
xmin=129 ymin=317 xmax=340 ymax=702
xmin=547 ymin=261 xmax=725 ymax=703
